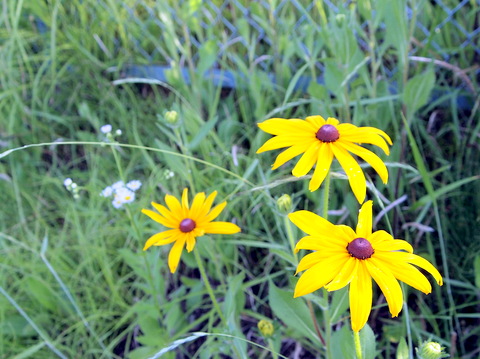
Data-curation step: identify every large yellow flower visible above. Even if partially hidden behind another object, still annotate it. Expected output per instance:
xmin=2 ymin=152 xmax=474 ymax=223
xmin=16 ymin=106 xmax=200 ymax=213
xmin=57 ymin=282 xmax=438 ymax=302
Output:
xmin=142 ymin=188 xmax=241 ymax=273
xmin=257 ymin=116 xmax=392 ymax=203
xmin=289 ymin=201 xmax=443 ymax=332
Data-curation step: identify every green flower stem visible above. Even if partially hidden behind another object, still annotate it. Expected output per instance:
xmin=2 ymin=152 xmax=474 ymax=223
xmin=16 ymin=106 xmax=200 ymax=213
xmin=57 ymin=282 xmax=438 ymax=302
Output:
xmin=283 ymin=215 xmax=297 ymax=263
xmin=354 ymin=330 xmax=363 ymax=359
xmin=322 ymin=172 xmax=333 ymax=359
xmin=194 ymin=247 xmax=227 ymax=325
xmin=110 ymin=145 xmax=163 ymax=316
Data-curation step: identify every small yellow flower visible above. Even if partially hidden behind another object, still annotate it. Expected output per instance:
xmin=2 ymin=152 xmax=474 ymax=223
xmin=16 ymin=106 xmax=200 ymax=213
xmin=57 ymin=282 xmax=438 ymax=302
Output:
xmin=289 ymin=201 xmax=443 ymax=332
xmin=257 ymin=116 xmax=392 ymax=203
xmin=142 ymin=188 xmax=241 ymax=273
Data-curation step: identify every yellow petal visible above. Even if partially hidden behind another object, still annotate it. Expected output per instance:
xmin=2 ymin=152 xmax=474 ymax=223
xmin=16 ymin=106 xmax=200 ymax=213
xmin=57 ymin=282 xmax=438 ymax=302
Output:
xmin=365 ymin=259 xmax=403 ymax=317
xmin=331 ymin=145 xmax=367 ymax=203
xmin=390 ymin=252 xmax=443 ymax=286
xmin=336 ymin=225 xmax=357 ymax=242
xmin=202 ymin=221 xmax=241 ymax=234
xmin=258 ymin=118 xmax=316 ymax=135
xmin=288 ymin=211 xmax=337 ymax=238
xmin=141 ymin=209 xmax=177 ymax=228
xmin=189 ymin=192 xmax=206 ymax=220
xmin=181 ymin=188 xmax=189 ymax=217
xmin=367 ymin=230 xmax=394 ymax=245
xmin=272 ymin=144 xmax=311 ymax=170
xmin=195 ymin=191 xmax=217 ymax=219
xmin=292 ymin=142 xmax=321 ymax=177
xmin=374 ymin=252 xmax=432 ymax=293
xmin=294 ymin=254 xmax=349 ymax=297
xmin=201 ymin=201 xmax=227 ymax=223
xmin=339 ymin=126 xmax=392 ymax=155
xmin=338 ymin=141 xmax=389 ymax=184
xmin=356 ymin=200 xmax=373 ymax=238
xmin=295 ymin=251 xmax=324 ymax=273
xmin=168 ymin=236 xmax=186 ymax=273
xmin=305 ymin=115 xmax=326 ymax=128
xmin=325 ymin=257 xmax=358 ymax=291
xmin=349 ymin=261 xmax=372 ymax=332
xmin=374 ymin=239 xmax=413 ymax=253
xmin=325 ymin=117 xmax=340 ymax=126
xmin=309 ymin=143 xmax=334 ymax=192
xmin=185 ymin=232 xmax=196 ymax=252
xmin=257 ymin=135 xmax=307 ymax=153
xmin=294 ymin=235 xmax=347 ymax=253
xmin=165 ymin=193 xmax=183 ymax=216
xmin=151 ymin=201 xmax=181 ymax=222
xmin=143 ymin=229 xmax=178 ymax=250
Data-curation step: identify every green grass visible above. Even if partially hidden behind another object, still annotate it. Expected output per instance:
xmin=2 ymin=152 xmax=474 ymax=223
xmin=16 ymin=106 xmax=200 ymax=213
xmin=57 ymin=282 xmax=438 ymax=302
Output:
xmin=1 ymin=0 xmax=479 ymax=358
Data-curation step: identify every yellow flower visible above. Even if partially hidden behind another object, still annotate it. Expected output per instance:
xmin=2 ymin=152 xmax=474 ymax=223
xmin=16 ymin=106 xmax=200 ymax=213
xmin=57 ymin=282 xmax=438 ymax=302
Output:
xmin=257 ymin=116 xmax=392 ymax=203
xmin=289 ymin=201 xmax=443 ymax=332
xmin=142 ymin=188 xmax=241 ymax=273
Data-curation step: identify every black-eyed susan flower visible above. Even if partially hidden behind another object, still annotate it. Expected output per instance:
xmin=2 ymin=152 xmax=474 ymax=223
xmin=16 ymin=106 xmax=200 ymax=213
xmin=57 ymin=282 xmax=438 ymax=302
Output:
xmin=257 ymin=116 xmax=392 ymax=203
xmin=289 ymin=200 xmax=442 ymax=332
xmin=142 ymin=188 xmax=241 ymax=273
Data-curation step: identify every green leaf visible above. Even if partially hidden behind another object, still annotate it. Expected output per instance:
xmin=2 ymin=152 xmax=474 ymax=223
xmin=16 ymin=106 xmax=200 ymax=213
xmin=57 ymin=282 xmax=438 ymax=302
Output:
xmin=268 ymin=282 xmax=320 ymax=343
xmin=474 ymin=255 xmax=480 ymax=288
xmin=197 ymin=40 xmax=219 ymax=75
xmin=396 ymin=338 xmax=409 ymax=359
xmin=330 ymin=287 xmax=350 ymax=324
xmin=411 ymin=175 xmax=480 ymax=210
xmin=403 ymin=69 xmax=436 ymax=121
xmin=331 ymin=325 xmax=355 ymax=358
xmin=360 ymin=324 xmax=376 ymax=359
xmin=187 ymin=115 xmax=218 ymax=150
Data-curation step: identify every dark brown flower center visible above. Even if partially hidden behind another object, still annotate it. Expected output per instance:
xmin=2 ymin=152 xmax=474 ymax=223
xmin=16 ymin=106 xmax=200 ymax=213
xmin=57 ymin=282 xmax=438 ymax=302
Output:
xmin=179 ymin=218 xmax=196 ymax=233
xmin=316 ymin=124 xmax=340 ymax=142
xmin=347 ymin=237 xmax=374 ymax=259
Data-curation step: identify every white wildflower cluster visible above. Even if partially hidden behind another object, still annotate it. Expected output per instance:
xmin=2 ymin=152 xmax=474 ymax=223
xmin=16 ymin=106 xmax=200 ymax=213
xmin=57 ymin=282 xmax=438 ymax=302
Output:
xmin=101 ymin=180 xmax=142 ymax=209
xmin=64 ymin=178 xmax=80 ymax=199
xmin=164 ymin=169 xmax=175 ymax=179
xmin=100 ymin=124 xmax=122 ymax=142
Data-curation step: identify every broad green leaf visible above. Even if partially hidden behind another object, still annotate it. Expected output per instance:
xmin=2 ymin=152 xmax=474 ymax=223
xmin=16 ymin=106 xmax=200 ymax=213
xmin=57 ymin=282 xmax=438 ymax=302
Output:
xmin=187 ymin=115 xmax=218 ymax=150
xmin=396 ymin=338 xmax=409 ymax=359
xmin=330 ymin=287 xmax=350 ymax=324
xmin=360 ymin=324 xmax=376 ymax=359
xmin=268 ymin=283 xmax=320 ymax=343
xmin=331 ymin=325 xmax=355 ymax=358
xmin=197 ymin=40 xmax=219 ymax=75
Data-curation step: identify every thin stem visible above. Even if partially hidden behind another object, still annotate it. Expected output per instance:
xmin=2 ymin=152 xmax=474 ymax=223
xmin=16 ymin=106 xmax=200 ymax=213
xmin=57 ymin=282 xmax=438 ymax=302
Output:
xmin=322 ymin=173 xmax=333 ymax=358
xmin=322 ymin=172 xmax=331 ymax=220
xmin=354 ymin=330 xmax=363 ymax=359
xmin=283 ymin=215 xmax=297 ymax=263
xmin=194 ymin=247 xmax=227 ymax=324
xmin=110 ymin=144 xmax=163 ymax=316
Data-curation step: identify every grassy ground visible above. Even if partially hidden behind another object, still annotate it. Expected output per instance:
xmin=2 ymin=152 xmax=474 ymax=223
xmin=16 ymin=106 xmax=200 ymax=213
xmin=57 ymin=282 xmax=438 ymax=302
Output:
xmin=1 ymin=0 xmax=479 ymax=358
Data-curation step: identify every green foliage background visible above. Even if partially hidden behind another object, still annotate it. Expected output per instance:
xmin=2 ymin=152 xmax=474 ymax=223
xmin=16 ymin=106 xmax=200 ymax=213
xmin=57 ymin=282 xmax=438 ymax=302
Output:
xmin=1 ymin=0 xmax=479 ymax=358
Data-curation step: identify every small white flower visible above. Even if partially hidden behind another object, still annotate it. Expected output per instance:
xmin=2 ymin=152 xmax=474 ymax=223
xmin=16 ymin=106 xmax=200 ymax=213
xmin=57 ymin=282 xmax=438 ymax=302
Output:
xmin=164 ymin=170 xmax=175 ymax=179
xmin=100 ymin=124 xmax=112 ymax=134
xmin=112 ymin=198 xmax=124 ymax=209
xmin=126 ymin=180 xmax=142 ymax=191
xmin=115 ymin=187 xmax=135 ymax=204
xmin=115 ymin=129 xmax=122 ymax=136
xmin=70 ymin=183 xmax=78 ymax=189
xmin=112 ymin=181 xmax=125 ymax=190
xmin=64 ymin=178 xmax=73 ymax=187
xmin=101 ymin=186 xmax=113 ymax=197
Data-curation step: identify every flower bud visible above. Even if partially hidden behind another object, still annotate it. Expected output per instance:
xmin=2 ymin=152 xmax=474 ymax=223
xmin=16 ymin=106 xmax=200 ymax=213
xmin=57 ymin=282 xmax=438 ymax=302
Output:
xmin=257 ymin=319 xmax=274 ymax=337
xmin=164 ymin=110 xmax=179 ymax=125
xmin=416 ymin=341 xmax=449 ymax=359
xmin=277 ymin=194 xmax=292 ymax=214
xmin=335 ymin=14 xmax=346 ymax=26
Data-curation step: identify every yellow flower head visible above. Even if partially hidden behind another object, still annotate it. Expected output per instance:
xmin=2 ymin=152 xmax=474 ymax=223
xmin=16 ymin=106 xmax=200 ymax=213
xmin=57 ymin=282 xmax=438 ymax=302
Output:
xmin=289 ymin=201 xmax=443 ymax=332
xmin=142 ymin=188 xmax=241 ymax=273
xmin=257 ymin=116 xmax=392 ymax=203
